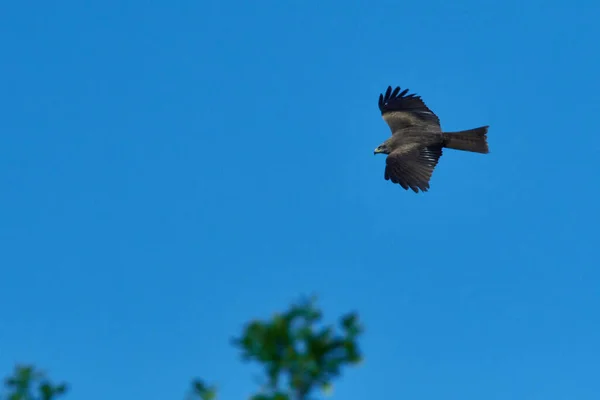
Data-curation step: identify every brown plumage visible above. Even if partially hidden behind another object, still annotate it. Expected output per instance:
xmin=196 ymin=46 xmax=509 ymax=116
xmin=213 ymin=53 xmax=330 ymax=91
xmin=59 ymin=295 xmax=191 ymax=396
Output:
xmin=374 ymin=86 xmax=489 ymax=193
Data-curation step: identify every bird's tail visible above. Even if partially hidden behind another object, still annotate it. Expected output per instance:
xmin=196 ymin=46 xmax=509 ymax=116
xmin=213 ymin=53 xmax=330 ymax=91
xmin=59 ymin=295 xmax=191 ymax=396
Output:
xmin=442 ymin=126 xmax=489 ymax=154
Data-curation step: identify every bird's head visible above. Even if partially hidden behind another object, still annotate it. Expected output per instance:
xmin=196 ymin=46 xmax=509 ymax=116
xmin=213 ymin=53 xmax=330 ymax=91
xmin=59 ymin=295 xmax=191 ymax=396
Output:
xmin=374 ymin=143 xmax=390 ymax=155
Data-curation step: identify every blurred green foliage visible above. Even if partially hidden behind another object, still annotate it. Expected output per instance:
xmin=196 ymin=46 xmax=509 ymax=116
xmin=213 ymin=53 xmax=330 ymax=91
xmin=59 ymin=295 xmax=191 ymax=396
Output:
xmin=230 ymin=296 xmax=363 ymax=400
xmin=2 ymin=365 xmax=67 ymax=400
xmin=4 ymin=297 xmax=363 ymax=400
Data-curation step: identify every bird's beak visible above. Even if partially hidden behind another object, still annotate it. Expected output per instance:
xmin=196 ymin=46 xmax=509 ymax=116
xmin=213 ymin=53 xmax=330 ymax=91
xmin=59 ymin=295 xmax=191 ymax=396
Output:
xmin=374 ymin=147 xmax=381 ymax=155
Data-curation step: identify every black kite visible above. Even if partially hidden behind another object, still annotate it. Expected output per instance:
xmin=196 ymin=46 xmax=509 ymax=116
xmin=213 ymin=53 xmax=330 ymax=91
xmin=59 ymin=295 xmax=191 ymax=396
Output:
xmin=374 ymin=86 xmax=489 ymax=193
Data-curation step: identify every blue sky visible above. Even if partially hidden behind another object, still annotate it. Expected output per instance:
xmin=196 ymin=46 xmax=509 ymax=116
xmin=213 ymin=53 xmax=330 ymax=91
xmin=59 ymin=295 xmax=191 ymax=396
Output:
xmin=1 ymin=0 xmax=599 ymax=399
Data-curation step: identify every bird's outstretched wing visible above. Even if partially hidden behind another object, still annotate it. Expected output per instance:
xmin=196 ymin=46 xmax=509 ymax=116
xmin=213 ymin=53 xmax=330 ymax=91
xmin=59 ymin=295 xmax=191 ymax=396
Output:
xmin=384 ymin=145 xmax=443 ymax=193
xmin=378 ymin=86 xmax=440 ymax=133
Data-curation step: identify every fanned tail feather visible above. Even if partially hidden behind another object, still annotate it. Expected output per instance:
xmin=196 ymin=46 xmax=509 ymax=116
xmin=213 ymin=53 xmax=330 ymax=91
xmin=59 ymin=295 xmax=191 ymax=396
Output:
xmin=442 ymin=126 xmax=489 ymax=154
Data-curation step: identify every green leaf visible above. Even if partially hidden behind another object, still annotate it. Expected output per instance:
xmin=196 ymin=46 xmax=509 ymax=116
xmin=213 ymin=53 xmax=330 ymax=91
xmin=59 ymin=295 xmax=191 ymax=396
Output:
xmin=272 ymin=392 xmax=290 ymax=400
xmin=321 ymin=382 xmax=333 ymax=396
xmin=55 ymin=384 xmax=68 ymax=395
xmin=40 ymin=382 xmax=54 ymax=400
xmin=250 ymin=394 xmax=271 ymax=400
xmin=191 ymin=379 xmax=217 ymax=400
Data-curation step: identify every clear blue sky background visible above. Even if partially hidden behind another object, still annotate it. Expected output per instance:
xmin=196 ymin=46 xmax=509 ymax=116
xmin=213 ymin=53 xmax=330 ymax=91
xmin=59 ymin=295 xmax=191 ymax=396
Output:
xmin=1 ymin=1 xmax=599 ymax=399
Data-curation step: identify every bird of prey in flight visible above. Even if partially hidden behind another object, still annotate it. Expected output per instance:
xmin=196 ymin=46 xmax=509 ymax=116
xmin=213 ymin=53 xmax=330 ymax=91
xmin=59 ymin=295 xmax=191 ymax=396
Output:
xmin=374 ymin=86 xmax=489 ymax=193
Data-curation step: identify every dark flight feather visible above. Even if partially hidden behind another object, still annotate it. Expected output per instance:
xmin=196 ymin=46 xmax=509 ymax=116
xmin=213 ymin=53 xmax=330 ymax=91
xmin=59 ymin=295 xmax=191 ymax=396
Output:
xmin=384 ymin=145 xmax=443 ymax=193
xmin=378 ymin=86 xmax=441 ymax=128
